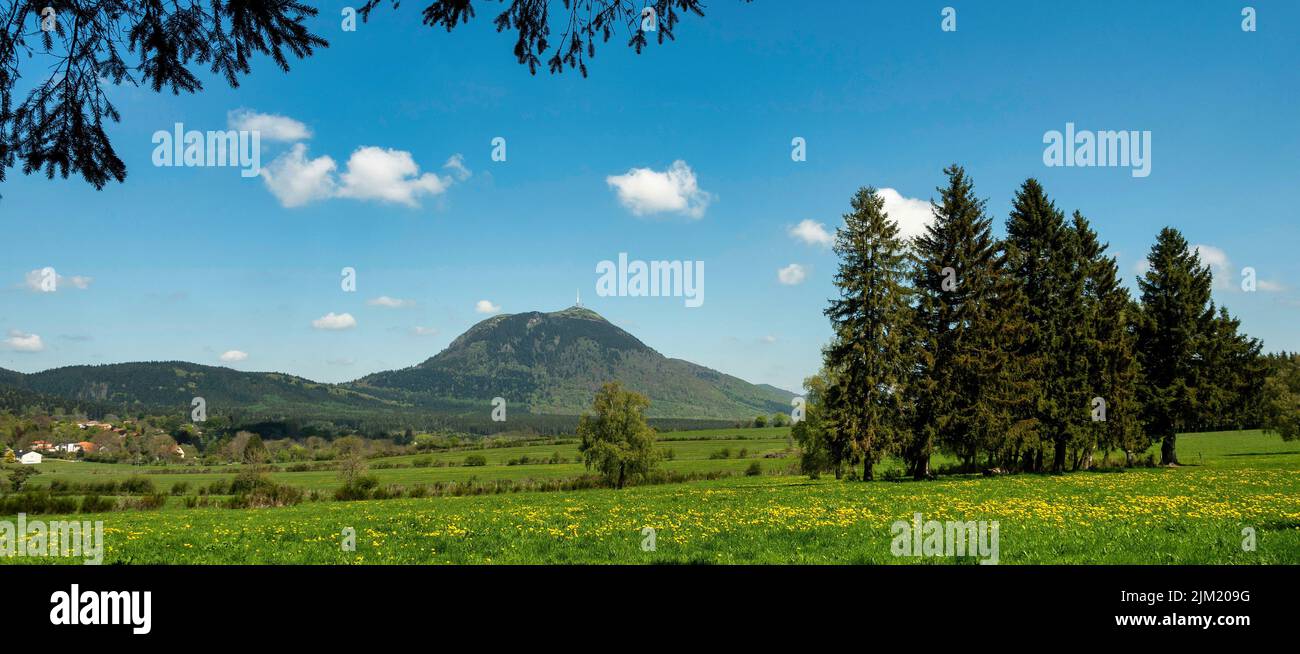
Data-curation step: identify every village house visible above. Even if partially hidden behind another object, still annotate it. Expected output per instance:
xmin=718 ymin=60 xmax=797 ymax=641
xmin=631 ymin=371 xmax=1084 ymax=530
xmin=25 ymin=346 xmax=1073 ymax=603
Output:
xmin=18 ymin=451 xmax=42 ymax=465
xmin=57 ymin=441 xmax=98 ymax=454
xmin=29 ymin=440 xmax=56 ymax=453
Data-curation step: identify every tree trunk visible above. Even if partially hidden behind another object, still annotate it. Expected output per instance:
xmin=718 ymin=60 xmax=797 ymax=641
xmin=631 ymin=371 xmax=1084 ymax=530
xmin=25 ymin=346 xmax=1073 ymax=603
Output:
xmin=1160 ymin=434 xmax=1179 ymax=465
xmin=1052 ymin=439 xmax=1067 ymax=472
xmin=911 ymin=453 xmax=929 ymax=481
xmin=863 ymin=455 xmax=873 ymax=481
xmin=617 ymin=463 xmax=626 ymax=489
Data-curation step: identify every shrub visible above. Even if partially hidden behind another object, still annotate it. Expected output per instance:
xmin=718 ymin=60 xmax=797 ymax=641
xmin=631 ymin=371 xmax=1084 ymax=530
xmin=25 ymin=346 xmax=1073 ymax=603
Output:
xmin=0 ymin=492 xmax=77 ymax=515
xmin=226 ymin=480 xmax=303 ymax=508
xmin=170 ymin=481 xmax=191 ymax=496
xmin=463 ymin=454 xmax=487 ymax=467
xmin=334 ymin=474 xmax=379 ymax=501
xmin=79 ymin=494 xmax=116 ymax=513
xmin=121 ymin=476 xmax=157 ymax=495
xmin=120 ymin=492 xmax=168 ymax=510
xmin=744 ymin=461 xmax=763 ymax=476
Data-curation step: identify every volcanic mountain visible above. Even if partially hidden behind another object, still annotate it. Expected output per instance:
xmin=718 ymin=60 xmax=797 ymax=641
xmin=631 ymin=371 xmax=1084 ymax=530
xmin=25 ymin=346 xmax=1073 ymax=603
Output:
xmin=348 ymin=306 xmax=796 ymax=419
xmin=0 ymin=307 xmax=795 ymax=421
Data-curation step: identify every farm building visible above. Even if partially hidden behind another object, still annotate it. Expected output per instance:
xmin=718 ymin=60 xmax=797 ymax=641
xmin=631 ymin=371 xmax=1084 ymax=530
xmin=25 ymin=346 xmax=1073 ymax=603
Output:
xmin=18 ymin=451 xmax=42 ymax=465
xmin=57 ymin=441 xmax=98 ymax=454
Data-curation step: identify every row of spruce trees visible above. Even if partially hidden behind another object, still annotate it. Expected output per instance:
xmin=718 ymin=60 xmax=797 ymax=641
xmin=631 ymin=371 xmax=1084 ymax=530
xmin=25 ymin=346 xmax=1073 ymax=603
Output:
xmin=795 ymin=165 xmax=1267 ymax=480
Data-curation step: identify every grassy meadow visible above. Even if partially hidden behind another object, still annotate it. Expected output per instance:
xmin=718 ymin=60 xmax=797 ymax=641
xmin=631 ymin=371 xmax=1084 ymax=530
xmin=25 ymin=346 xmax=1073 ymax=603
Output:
xmin=2 ymin=429 xmax=1298 ymax=564
xmin=21 ymin=428 xmax=798 ymax=494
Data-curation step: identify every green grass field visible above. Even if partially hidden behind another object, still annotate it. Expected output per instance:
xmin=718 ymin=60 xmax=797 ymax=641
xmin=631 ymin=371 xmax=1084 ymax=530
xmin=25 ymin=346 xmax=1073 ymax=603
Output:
xmin=2 ymin=429 xmax=1297 ymax=564
xmin=21 ymin=429 xmax=797 ymax=493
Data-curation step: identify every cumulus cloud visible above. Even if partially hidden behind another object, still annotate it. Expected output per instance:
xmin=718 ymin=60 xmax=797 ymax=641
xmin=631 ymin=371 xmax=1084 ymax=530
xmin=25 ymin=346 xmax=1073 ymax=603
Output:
xmin=606 ymin=160 xmax=712 ymax=218
xmin=220 ymin=350 xmax=249 ymax=363
xmin=312 ymin=312 xmax=357 ymax=330
xmin=777 ymin=264 xmax=808 ymax=285
xmin=336 ymin=147 xmax=452 ymax=206
xmin=878 ymin=188 xmax=933 ymax=240
xmin=411 ymin=326 xmax=439 ymax=336
xmin=23 ymin=268 xmax=92 ymax=292
xmin=261 ymin=144 xmax=337 ymax=208
xmin=475 ymin=300 xmax=501 ymax=314
xmin=368 ymin=296 xmax=415 ymax=309
xmin=227 ymin=109 xmax=312 ymax=142
xmin=760 ymin=335 xmax=778 ymax=345
xmin=4 ymin=330 xmax=44 ymax=352
xmin=789 ymin=219 xmax=833 ymax=247
xmin=258 ymin=139 xmax=465 ymax=208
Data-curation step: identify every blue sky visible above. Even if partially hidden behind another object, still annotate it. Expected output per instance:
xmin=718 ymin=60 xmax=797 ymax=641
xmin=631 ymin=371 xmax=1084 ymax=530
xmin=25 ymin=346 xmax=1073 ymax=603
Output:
xmin=2 ymin=1 xmax=1298 ymax=394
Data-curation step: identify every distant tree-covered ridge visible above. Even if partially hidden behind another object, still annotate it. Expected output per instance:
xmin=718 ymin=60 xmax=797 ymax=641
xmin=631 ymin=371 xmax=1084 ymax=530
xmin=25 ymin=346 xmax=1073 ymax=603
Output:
xmin=0 ymin=306 xmax=795 ymax=429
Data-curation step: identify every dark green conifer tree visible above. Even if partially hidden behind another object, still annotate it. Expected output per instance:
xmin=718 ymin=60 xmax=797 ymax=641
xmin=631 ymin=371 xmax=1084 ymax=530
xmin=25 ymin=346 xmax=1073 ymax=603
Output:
xmin=1135 ymin=227 xmax=1215 ymax=465
xmin=1073 ymin=212 xmax=1143 ymax=468
xmin=907 ymin=165 xmax=1021 ymax=477
xmin=1004 ymin=180 xmax=1088 ymax=471
xmin=823 ymin=187 xmax=915 ymax=481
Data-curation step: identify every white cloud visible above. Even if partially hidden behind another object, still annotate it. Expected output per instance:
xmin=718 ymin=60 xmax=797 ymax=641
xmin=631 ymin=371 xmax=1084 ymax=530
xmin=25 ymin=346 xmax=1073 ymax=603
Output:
xmin=789 ymin=219 xmax=833 ymax=247
xmin=411 ymin=326 xmax=439 ymax=336
xmin=368 ymin=296 xmax=414 ymax=309
xmin=22 ymin=268 xmax=92 ymax=292
xmin=220 ymin=350 xmax=249 ymax=363
xmin=326 ymin=358 xmax=355 ymax=366
xmin=227 ymin=109 xmax=312 ymax=142
xmin=475 ymin=300 xmax=501 ymax=314
xmin=261 ymin=144 xmax=463 ymax=209
xmin=312 ymin=312 xmax=357 ymax=330
xmin=337 ymin=146 xmax=452 ymax=207
xmin=760 ymin=335 xmax=778 ymax=344
xmin=261 ymin=144 xmax=337 ymax=208
xmin=443 ymin=153 xmax=472 ymax=181
xmin=878 ymin=188 xmax=933 ymax=240
xmin=777 ymin=264 xmax=808 ymax=285
xmin=4 ymin=330 xmax=44 ymax=352
xmin=1258 ymin=280 xmax=1288 ymax=292
xmin=606 ymin=160 xmax=712 ymax=219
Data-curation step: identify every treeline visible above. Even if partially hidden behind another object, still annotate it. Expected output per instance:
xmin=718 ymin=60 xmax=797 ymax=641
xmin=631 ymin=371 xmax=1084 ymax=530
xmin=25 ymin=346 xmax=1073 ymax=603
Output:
xmin=188 ymin=413 xmax=732 ymax=450
xmin=0 ymin=384 xmax=119 ymax=420
xmin=797 ymin=165 xmax=1287 ymax=480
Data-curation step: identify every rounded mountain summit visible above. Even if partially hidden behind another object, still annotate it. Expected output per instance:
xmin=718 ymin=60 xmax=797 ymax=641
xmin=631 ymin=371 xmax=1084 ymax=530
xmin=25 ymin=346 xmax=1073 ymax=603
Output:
xmin=351 ymin=306 xmax=796 ymax=419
